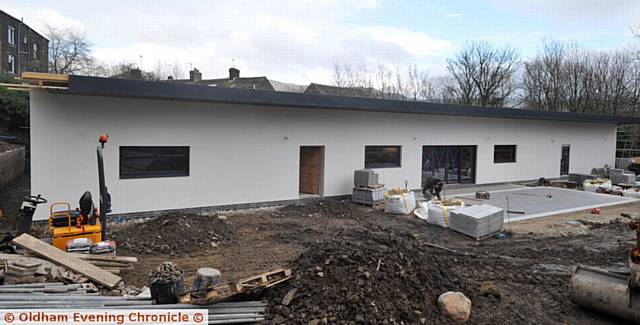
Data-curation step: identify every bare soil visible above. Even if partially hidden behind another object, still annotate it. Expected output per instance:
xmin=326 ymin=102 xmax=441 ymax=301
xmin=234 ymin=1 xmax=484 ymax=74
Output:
xmin=2 ymin=175 xmax=639 ymax=324
xmin=107 ymin=199 xmax=640 ymax=324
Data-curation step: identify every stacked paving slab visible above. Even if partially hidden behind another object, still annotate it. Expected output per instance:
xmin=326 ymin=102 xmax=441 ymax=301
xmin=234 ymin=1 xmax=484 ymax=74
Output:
xmin=352 ymin=169 xmax=386 ymax=205
xmin=449 ymin=204 xmax=504 ymax=240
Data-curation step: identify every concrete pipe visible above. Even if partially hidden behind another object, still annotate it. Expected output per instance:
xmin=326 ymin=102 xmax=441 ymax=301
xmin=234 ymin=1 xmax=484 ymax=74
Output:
xmin=570 ymin=264 xmax=640 ymax=323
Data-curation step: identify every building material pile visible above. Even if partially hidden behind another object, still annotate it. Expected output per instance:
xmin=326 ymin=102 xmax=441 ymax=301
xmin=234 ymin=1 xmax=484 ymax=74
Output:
xmin=181 ymin=268 xmax=292 ymax=305
xmin=111 ymin=213 xmax=231 ymax=256
xmin=0 ymin=234 xmax=136 ymax=296
xmin=414 ymin=199 xmax=465 ymax=227
xmin=352 ymin=169 xmax=386 ymax=205
xmin=11 ymin=234 xmax=121 ymax=288
xmin=449 ymin=204 xmax=504 ymax=240
xmin=610 ymin=168 xmax=636 ymax=185
xmin=68 ymin=254 xmax=137 ymax=275
xmin=3 ymin=260 xmax=41 ymax=284
xmin=384 ymin=188 xmax=416 ymax=215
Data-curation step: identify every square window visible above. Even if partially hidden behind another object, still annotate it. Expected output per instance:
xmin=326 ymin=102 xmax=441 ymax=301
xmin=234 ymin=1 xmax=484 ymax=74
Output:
xmin=365 ymin=146 xmax=401 ymax=168
xmin=494 ymin=145 xmax=517 ymax=163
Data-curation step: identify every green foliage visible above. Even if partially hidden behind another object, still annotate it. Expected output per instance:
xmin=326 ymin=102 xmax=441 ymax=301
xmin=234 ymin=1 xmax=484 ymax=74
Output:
xmin=0 ymin=74 xmax=29 ymax=130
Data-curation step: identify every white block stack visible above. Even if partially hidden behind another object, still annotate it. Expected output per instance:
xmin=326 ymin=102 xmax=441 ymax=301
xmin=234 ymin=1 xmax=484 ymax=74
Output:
xmin=449 ymin=204 xmax=504 ymax=240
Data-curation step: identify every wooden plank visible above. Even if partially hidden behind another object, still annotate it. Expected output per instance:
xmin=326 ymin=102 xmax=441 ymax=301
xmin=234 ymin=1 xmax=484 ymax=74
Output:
xmin=12 ymin=234 xmax=121 ymax=289
xmin=0 ymin=83 xmax=69 ymax=90
xmin=21 ymin=72 xmax=69 ymax=82
xmin=68 ymin=254 xmax=137 ymax=263
xmin=84 ymin=260 xmax=131 ymax=268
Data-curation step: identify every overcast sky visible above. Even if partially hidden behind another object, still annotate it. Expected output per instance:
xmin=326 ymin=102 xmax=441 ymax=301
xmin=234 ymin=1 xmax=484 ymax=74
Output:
xmin=2 ymin=0 xmax=639 ymax=84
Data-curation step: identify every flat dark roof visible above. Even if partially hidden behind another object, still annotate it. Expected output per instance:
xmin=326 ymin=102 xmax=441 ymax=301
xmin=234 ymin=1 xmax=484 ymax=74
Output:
xmin=66 ymin=76 xmax=640 ymax=125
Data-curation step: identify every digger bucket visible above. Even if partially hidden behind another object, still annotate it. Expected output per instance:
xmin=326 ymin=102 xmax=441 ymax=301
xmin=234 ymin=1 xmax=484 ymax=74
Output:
xmin=570 ymin=264 xmax=640 ymax=323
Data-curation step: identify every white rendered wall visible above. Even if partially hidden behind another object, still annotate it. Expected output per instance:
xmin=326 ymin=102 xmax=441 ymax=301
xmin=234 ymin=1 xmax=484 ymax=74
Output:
xmin=29 ymin=90 xmax=616 ymax=220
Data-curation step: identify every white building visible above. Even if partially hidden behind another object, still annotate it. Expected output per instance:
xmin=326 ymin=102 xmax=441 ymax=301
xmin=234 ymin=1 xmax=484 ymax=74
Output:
xmin=28 ymin=76 xmax=639 ymax=220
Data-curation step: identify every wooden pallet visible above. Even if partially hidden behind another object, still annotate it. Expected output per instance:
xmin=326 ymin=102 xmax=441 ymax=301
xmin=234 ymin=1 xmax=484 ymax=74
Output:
xmin=354 ymin=184 xmax=385 ymax=189
xmin=180 ymin=268 xmax=292 ymax=305
xmin=352 ymin=199 xmax=384 ymax=207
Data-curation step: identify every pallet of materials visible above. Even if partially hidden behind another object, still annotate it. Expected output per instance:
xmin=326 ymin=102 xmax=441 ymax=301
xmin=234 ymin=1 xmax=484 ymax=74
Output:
xmin=449 ymin=204 xmax=504 ymax=240
xmin=352 ymin=187 xmax=385 ymax=205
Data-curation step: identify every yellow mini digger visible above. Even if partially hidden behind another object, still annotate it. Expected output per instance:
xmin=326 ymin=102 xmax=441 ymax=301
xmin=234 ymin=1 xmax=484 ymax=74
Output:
xmin=48 ymin=134 xmax=112 ymax=251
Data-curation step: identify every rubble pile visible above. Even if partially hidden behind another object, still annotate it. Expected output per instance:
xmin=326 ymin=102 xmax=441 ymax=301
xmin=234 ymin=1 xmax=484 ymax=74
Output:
xmin=265 ymin=230 xmax=472 ymax=324
xmin=149 ymin=262 xmax=183 ymax=284
xmin=112 ymin=214 xmax=231 ymax=256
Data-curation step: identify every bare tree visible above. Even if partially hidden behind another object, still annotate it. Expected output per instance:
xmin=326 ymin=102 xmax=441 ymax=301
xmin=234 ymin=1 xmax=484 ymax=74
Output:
xmin=46 ymin=25 xmax=94 ymax=75
xmin=522 ymin=41 xmax=640 ymax=116
xmin=446 ymin=41 xmax=520 ymax=107
xmin=332 ymin=62 xmax=459 ymax=103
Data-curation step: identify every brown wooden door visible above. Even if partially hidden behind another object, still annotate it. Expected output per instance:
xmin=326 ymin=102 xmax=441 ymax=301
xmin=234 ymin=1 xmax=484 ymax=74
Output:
xmin=299 ymin=147 xmax=322 ymax=194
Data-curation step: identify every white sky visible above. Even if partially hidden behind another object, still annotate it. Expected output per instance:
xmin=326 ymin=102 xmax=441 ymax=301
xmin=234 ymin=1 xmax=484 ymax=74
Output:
xmin=2 ymin=0 xmax=639 ymax=84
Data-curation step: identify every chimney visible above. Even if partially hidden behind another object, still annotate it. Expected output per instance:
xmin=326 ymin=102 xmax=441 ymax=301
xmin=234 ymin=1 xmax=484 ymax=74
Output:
xmin=229 ymin=67 xmax=240 ymax=80
xmin=189 ymin=68 xmax=202 ymax=82
xmin=130 ymin=68 xmax=142 ymax=79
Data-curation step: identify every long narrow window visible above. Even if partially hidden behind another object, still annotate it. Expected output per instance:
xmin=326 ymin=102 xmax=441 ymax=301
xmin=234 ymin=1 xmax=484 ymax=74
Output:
xmin=365 ymin=145 xmax=401 ymax=168
xmin=7 ymin=55 xmax=15 ymax=74
xmin=33 ymin=43 xmax=39 ymax=59
xmin=7 ymin=25 xmax=15 ymax=45
xmin=120 ymin=146 xmax=190 ymax=179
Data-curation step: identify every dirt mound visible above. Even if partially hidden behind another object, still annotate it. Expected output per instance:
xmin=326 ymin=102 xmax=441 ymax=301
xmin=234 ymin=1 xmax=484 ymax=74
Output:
xmin=264 ymin=230 xmax=471 ymax=324
xmin=271 ymin=199 xmax=356 ymax=219
xmin=111 ymin=214 xmax=231 ymax=256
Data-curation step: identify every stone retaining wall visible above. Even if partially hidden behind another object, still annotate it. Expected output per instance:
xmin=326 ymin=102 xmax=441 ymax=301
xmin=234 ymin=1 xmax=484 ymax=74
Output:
xmin=0 ymin=146 xmax=25 ymax=189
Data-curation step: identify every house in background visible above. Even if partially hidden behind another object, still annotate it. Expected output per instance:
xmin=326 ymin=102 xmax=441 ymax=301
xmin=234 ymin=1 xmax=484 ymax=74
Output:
xmin=166 ymin=67 xmax=397 ymax=98
xmin=168 ymin=67 xmax=307 ymax=93
xmin=0 ymin=10 xmax=48 ymax=75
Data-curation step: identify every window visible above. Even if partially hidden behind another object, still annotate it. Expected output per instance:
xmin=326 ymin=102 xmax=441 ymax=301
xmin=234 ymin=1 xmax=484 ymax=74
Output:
xmin=7 ymin=55 xmax=15 ymax=74
xmin=7 ymin=25 xmax=15 ymax=45
xmin=494 ymin=145 xmax=517 ymax=163
xmin=365 ymin=145 xmax=401 ymax=168
xmin=120 ymin=146 xmax=189 ymax=179
xmin=33 ymin=43 xmax=39 ymax=59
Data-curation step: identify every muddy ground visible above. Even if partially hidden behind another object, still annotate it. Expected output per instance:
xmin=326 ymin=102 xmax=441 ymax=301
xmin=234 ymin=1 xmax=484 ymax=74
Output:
xmin=110 ymin=199 xmax=639 ymax=325
xmin=1 ymin=172 xmax=639 ymax=324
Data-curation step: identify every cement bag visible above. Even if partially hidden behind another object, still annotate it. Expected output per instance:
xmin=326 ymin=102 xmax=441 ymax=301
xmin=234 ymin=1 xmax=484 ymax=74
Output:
xmin=384 ymin=189 xmax=416 ymax=215
xmin=413 ymin=202 xmax=429 ymax=221
xmin=426 ymin=199 xmax=465 ymax=228
xmin=583 ymin=179 xmax=612 ymax=192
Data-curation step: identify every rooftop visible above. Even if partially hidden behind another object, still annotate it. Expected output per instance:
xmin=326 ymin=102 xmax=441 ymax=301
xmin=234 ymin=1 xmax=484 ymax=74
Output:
xmin=59 ymin=75 xmax=640 ymax=125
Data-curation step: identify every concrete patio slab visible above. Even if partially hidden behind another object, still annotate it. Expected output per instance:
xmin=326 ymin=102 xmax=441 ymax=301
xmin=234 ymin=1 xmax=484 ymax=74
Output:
xmin=455 ymin=186 xmax=637 ymax=222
